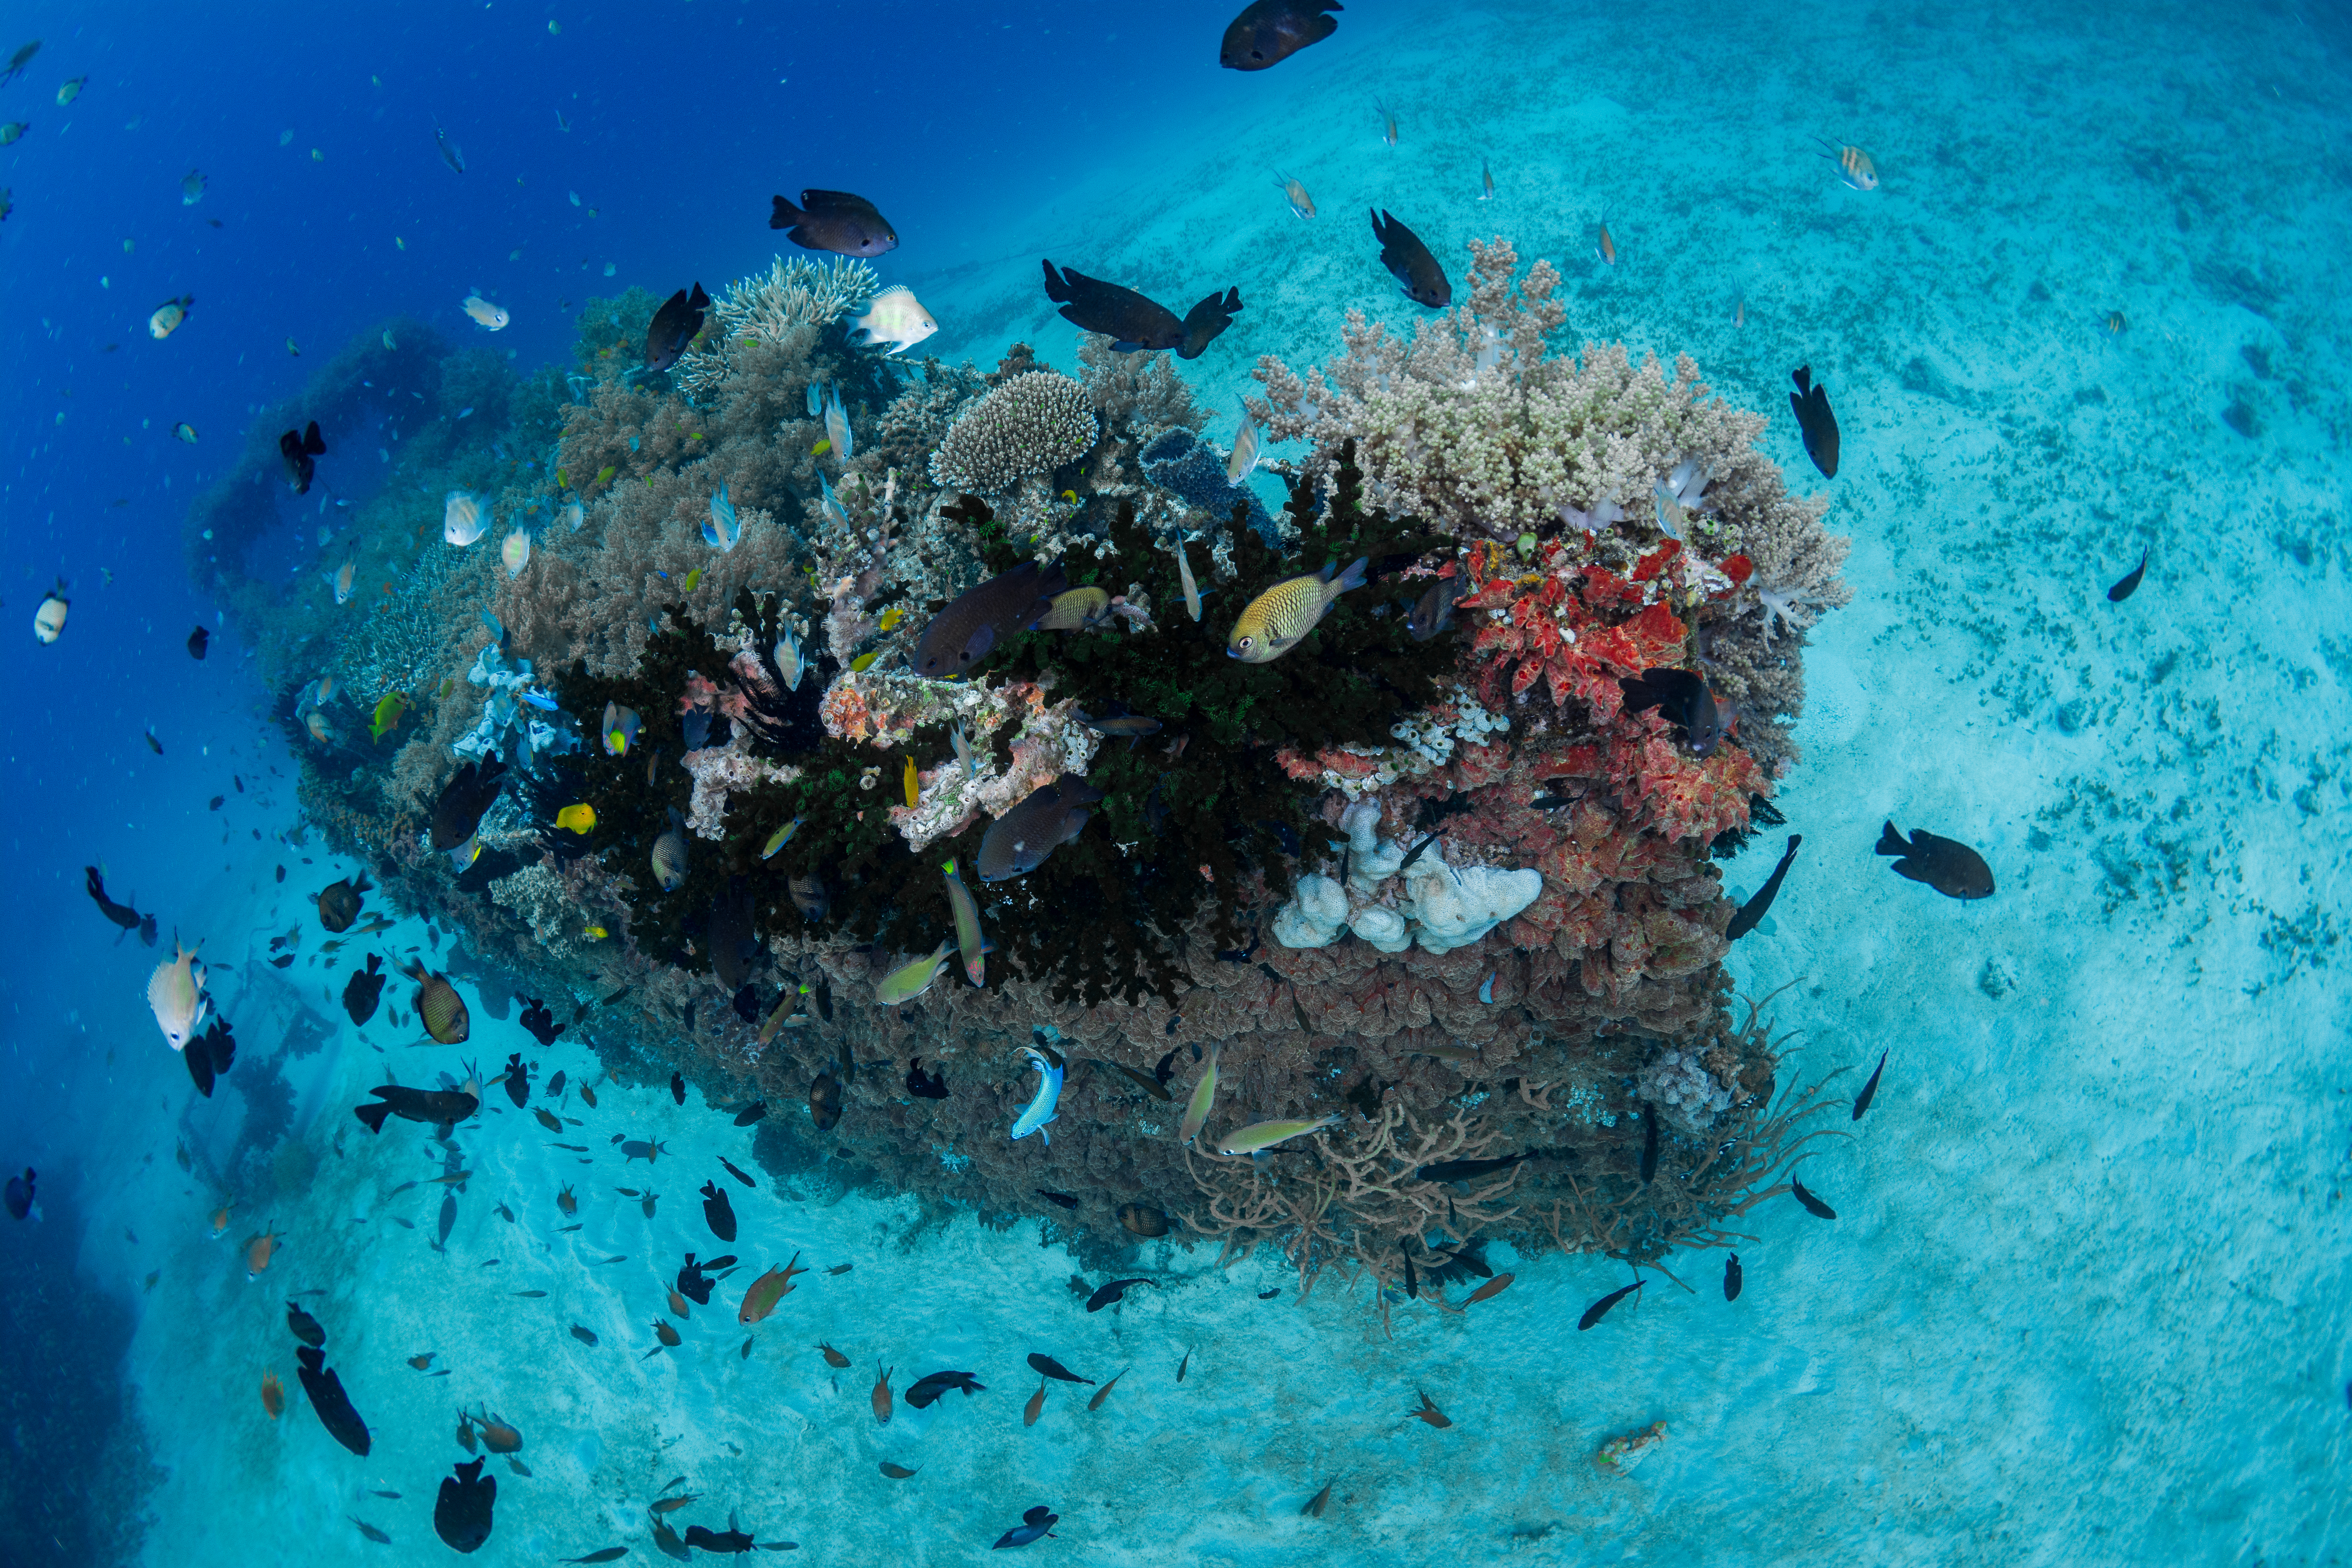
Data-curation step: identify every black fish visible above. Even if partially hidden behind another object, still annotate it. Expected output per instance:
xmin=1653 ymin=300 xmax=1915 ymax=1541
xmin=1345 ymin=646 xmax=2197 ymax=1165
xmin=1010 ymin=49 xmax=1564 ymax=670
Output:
xmin=1219 ymin=0 xmax=1341 ymax=70
xmin=719 ymin=1156 xmax=756 ymax=1187
xmin=683 ymin=1521 xmax=755 ymax=1554
xmin=1034 ymin=1189 xmax=1080 ymax=1210
xmin=978 ymin=776 xmax=1103 ymax=882
xmin=906 ymin=1058 xmax=949 ymax=1099
xmin=914 ymin=559 xmax=1068 ymax=678
xmin=1394 ymin=831 xmax=1441 ymax=875
xmin=518 ymin=997 xmax=563 ymax=1047
xmin=1085 ymin=1278 xmax=1154 ymax=1313
xmin=1618 ymin=667 xmax=1731 ymax=757
xmin=903 ymin=1369 xmax=986 ymax=1408
xmin=295 ymin=1344 xmax=372 ymax=1455
xmin=1577 ymin=1278 xmax=1645 ymax=1331
xmin=1257 ymin=1288 xmax=1279 ymax=1299
xmin=570 ymin=1325 xmax=599 ymax=1347
xmin=810 ymin=979 xmax=832 ymax=1023
xmin=316 ymin=871 xmax=372 ymax=933
xmin=1639 ymin=1108 xmax=1659 ymax=1184
xmin=1791 ymin=1175 xmax=1837 ymax=1219
xmin=430 ymin=760 xmax=508 ymax=854
xmin=1025 ymin=1352 xmax=1094 ymax=1385
xmin=344 ymin=953 xmax=386 ymax=1026
xmin=269 ymin=953 xmax=296 ymax=969
xmin=279 ymin=420 xmax=327 ymax=494
xmin=671 ymin=1071 xmax=687 ymax=1106
xmin=1726 ymin=834 xmax=1802 ymax=941
xmin=3 ymin=1168 xmax=32 ymax=1220
xmin=700 ymin=1181 xmax=737 ymax=1242
xmin=768 ymin=189 xmax=897 ymax=257
xmin=1040 ymin=260 xmax=1183 ymax=352
xmin=2107 ymin=548 xmax=2148 ymax=603
xmin=1407 ymin=574 xmax=1470 ymax=641
xmin=139 ymin=913 xmax=156 ymax=947
xmin=565 ymin=1549 xmax=631 ymax=1563
xmin=1415 ymin=1151 xmax=1530 ymax=1183
xmin=676 ymin=1254 xmax=715 ymax=1307
xmin=501 ymin=1053 xmax=529 ymax=1109
xmin=83 ymin=866 xmax=142 ymax=932
xmin=1370 ymin=209 xmax=1451 ymax=309
xmin=731 ymin=984 xmax=761 ymax=1024
xmin=1852 ymin=1050 xmax=1888 ymax=1121
xmin=808 ymin=1071 xmax=842 ymax=1132
xmin=731 ymin=1100 xmax=767 ymax=1127
xmin=1875 ymin=821 xmax=1994 ymax=900
xmin=287 ymin=1299 xmax=326 ymax=1348
xmin=186 ymin=625 xmax=209 ymax=659
xmin=184 ymin=1014 xmax=236 ymax=1098
xmin=1153 ymin=1050 xmax=1177 ymax=1086
xmin=1724 ymin=1253 xmax=1743 ymax=1301
xmin=1178 ymin=286 xmax=1243 ymax=359
xmin=991 ymin=1505 xmax=1059 ymax=1550
xmin=353 ymin=1084 xmax=479 ymax=1135
xmin=709 ymin=879 xmax=757 ymax=992
xmin=434 ymin=1456 xmax=497 ymax=1553
xmin=1400 ymin=1243 xmax=1417 ymax=1300
xmin=350 ymin=1516 xmax=391 ymax=1544
xmin=1788 ymin=366 xmax=1839 ymax=479
xmin=644 ymin=282 xmax=711 ymax=372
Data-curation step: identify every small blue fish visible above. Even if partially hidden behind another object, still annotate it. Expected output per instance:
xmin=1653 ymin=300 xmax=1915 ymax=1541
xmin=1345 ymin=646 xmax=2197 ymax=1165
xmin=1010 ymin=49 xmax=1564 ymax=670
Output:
xmin=520 ymin=688 xmax=559 ymax=712
xmin=951 ymin=722 xmax=976 ymax=780
xmin=1478 ymin=970 xmax=1497 ymax=1004
xmin=1010 ymin=1045 xmax=1063 ymax=1146
xmin=818 ymin=472 xmax=848 ymax=528
xmin=703 ymin=483 xmax=741 ymax=553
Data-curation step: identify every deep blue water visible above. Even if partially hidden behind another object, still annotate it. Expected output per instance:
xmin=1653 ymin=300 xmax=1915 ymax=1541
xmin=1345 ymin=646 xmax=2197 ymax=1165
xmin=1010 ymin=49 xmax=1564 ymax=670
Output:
xmin=6 ymin=2 xmax=2352 ymax=1564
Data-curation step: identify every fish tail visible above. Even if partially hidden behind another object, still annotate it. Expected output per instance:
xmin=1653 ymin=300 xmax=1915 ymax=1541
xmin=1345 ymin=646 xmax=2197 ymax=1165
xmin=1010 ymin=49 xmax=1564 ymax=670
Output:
xmin=1331 ymin=555 xmax=1370 ymax=597
xmin=1873 ymin=821 xmax=1907 ymax=857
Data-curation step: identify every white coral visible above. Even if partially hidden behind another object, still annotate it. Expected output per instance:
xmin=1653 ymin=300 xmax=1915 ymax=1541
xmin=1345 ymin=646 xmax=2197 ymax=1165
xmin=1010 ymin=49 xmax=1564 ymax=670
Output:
xmin=1269 ymin=793 xmax=1539 ymax=955
xmin=1634 ymin=1047 xmax=1735 ymax=1134
xmin=679 ymin=732 xmax=800 ymax=840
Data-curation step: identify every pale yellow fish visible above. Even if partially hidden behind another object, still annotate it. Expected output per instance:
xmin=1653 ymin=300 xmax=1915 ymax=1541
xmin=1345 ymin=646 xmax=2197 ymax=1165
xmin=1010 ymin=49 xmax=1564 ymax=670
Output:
xmin=1226 ymin=406 xmax=1259 ymax=485
xmin=874 ymin=940 xmax=952 ymax=1005
xmin=1217 ymin=1115 xmax=1339 ymax=1156
xmin=1274 ymin=171 xmax=1315 ymax=220
xmin=847 ymin=285 xmax=938 ymax=356
xmin=501 ymin=528 xmax=532 ymax=577
xmin=554 ymin=803 xmax=596 ymax=834
xmin=1596 ymin=221 xmax=1616 ymax=267
xmin=443 ymin=490 xmax=485 ymax=546
xmin=1176 ymin=1042 xmax=1220 ymax=1145
xmin=334 ymin=560 xmax=356 ymax=604
xmin=147 ymin=941 xmax=208 ymax=1051
xmin=1036 ymin=586 xmax=1109 ymax=632
xmin=902 ymin=756 xmax=919 ymax=808
xmin=1827 ymin=142 xmax=1878 ymax=191
xmin=1227 ymin=556 xmax=1367 ymax=663
xmin=461 ymin=292 xmax=510 ymax=330
xmin=1174 ymin=534 xmax=1202 ymax=622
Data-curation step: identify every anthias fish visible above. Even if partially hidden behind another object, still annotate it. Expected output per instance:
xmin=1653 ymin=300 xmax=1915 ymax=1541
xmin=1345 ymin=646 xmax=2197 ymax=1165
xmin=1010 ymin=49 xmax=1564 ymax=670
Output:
xmin=1370 ymin=209 xmax=1451 ymax=309
xmin=1876 ymin=821 xmax=1994 ymax=899
xmin=1788 ymin=366 xmax=1840 ymax=479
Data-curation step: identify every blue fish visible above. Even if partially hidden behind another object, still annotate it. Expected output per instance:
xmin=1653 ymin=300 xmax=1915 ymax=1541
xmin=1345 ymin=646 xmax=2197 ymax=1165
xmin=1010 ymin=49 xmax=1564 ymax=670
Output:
xmin=1009 ymin=1045 xmax=1062 ymax=1146
xmin=519 ymin=689 xmax=559 ymax=712
xmin=703 ymin=483 xmax=741 ymax=553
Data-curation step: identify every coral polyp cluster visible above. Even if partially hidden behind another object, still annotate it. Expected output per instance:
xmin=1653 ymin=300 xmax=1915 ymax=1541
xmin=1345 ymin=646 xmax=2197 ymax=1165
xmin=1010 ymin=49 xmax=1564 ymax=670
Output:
xmin=240 ymin=234 xmax=1851 ymax=1304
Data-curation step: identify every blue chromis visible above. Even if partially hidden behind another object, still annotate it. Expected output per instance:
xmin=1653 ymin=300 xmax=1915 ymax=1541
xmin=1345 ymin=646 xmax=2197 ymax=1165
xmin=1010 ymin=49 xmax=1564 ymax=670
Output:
xmin=1227 ymin=556 xmax=1368 ymax=663
xmin=942 ymin=859 xmax=985 ymax=987
xmin=760 ymin=817 xmax=804 ymax=859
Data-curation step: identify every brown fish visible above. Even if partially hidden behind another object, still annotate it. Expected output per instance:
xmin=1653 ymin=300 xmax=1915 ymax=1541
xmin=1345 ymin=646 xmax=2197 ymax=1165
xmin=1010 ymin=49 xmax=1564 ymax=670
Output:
xmin=555 ymin=1184 xmax=577 ymax=1218
xmin=871 ymin=1363 xmax=893 ymax=1425
xmin=1116 ymin=1203 xmax=1167 ymax=1238
xmin=1408 ymin=1389 xmax=1451 ymax=1429
xmin=808 ymin=1072 xmax=842 ymax=1132
xmin=914 ymin=561 xmax=1068 ymax=678
xmin=1023 ymin=1380 xmax=1047 ymax=1428
xmin=879 ymin=1462 xmax=919 ymax=1480
xmin=767 ymin=188 xmax=898 ymax=258
xmin=403 ymin=961 xmax=470 ymax=1044
xmin=315 ymin=871 xmax=373 ymax=933
xmin=667 ymin=1289 xmax=692 ymax=1319
xmin=534 ymin=1108 xmax=561 ymax=1132
xmin=472 ymin=1408 xmax=522 ymax=1453
xmin=1302 ymin=1479 xmax=1335 ymax=1519
xmin=978 ymin=776 xmax=1103 ymax=882
xmin=818 ymin=1342 xmax=850 ymax=1368
xmin=1462 ymin=1271 xmax=1514 ymax=1306
xmin=653 ymin=1319 xmax=681 ymax=1348
xmin=1086 ymin=1366 xmax=1129 ymax=1412
xmin=1220 ymin=0 xmax=1341 ymax=71
xmin=649 ymin=1494 xmax=698 ymax=1515
xmin=408 ymin=1353 xmax=436 ymax=1370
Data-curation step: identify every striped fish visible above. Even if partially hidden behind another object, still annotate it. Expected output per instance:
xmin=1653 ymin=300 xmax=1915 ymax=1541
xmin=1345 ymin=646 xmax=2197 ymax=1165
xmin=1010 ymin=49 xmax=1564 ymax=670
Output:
xmin=1822 ymin=139 xmax=1878 ymax=191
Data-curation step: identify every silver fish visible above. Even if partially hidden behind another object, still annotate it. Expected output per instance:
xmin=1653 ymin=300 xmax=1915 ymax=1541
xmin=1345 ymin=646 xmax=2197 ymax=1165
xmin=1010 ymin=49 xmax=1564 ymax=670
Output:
xmin=651 ymin=808 xmax=690 ymax=892
xmin=824 ymin=387 xmax=853 ymax=463
xmin=1226 ymin=404 xmax=1259 ymax=485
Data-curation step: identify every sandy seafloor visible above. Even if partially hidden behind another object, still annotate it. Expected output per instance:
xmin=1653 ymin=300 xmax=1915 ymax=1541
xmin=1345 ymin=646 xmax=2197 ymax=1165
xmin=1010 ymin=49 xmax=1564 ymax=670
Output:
xmin=31 ymin=0 xmax=2352 ymax=1563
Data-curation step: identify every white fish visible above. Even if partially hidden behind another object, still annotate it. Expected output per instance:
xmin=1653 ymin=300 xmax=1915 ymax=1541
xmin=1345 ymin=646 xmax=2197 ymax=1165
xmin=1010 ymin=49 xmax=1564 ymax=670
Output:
xmin=1653 ymin=484 xmax=1685 ymax=541
xmin=1226 ymin=404 xmax=1259 ymax=485
xmin=1173 ymin=533 xmax=1203 ymax=622
xmin=1217 ymin=1114 xmax=1339 ymax=1156
xmin=444 ymin=491 xmax=486 ymax=546
xmin=846 ymin=285 xmax=938 ymax=356
xmin=805 ymin=379 xmax=824 ymax=418
xmin=334 ymin=560 xmax=356 ymax=604
xmin=461 ymin=293 xmax=509 ymax=331
xmin=561 ymin=500 xmax=584 ymax=532
xmin=823 ymin=387 xmax=853 ymax=463
xmin=147 ymin=941 xmax=209 ymax=1053
xmin=703 ymin=483 xmax=741 ymax=552
xmin=501 ymin=528 xmax=532 ymax=577
xmin=33 ymin=580 xmax=68 ymax=642
xmin=774 ymin=627 xmax=804 ymax=692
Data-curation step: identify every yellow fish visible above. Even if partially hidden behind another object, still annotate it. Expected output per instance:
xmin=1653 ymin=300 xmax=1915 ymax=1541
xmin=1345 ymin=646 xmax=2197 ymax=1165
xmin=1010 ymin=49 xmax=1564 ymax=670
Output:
xmin=1227 ymin=557 xmax=1367 ymax=664
xmin=850 ymin=651 xmax=881 ymax=672
xmin=811 ymin=439 xmax=831 ymax=457
xmin=555 ymin=803 xmax=597 ymax=834
xmin=877 ymin=604 xmax=907 ymax=632
xmin=594 ymin=464 xmax=617 ymax=486
xmin=761 ymin=818 xmax=804 ymax=859
xmin=1274 ymin=171 xmax=1316 ymax=220
xmin=902 ymin=757 xmax=919 ymax=808
xmin=581 ymin=925 xmax=608 ymax=941
xmin=682 ymin=567 xmax=703 ymax=593
xmin=369 ymin=690 xmax=410 ymax=741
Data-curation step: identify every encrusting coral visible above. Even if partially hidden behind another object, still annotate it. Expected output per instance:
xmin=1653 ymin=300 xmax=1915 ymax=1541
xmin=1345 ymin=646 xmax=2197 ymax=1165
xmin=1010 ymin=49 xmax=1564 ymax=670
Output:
xmin=252 ymin=237 xmax=1855 ymax=1312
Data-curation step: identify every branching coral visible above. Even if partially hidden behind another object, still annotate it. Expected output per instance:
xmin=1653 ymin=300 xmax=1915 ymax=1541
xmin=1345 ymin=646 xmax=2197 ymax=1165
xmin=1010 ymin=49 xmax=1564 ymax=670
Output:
xmin=673 ymin=257 xmax=879 ymax=402
xmin=928 ymin=371 xmax=1100 ymax=494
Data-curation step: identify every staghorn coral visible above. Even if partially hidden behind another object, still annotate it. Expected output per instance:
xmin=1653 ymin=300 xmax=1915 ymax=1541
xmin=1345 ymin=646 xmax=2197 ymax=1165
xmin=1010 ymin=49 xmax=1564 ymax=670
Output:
xmin=929 ymin=371 xmax=1100 ymax=494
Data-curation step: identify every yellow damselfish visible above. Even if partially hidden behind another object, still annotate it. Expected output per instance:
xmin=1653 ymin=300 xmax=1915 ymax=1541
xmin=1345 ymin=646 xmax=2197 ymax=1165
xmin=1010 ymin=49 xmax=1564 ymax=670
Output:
xmin=581 ymin=925 xmax=608 ymax=940
xmin=682 ymin=567 xmax=703 ymax=593
xmin=811 ymin=439 xmax=831 ymax=457
xmin=877 ymin=604 xmax=907 ymax=632
xmin=850 ymin=651 xmax=881 ymax=672
xmin=594 ymin=464 xmax=617 ymax=485
xmin=555 ymin=803 xmax=597 ymax=834
xmin=902 ymin=757 xmax=919 ymax=808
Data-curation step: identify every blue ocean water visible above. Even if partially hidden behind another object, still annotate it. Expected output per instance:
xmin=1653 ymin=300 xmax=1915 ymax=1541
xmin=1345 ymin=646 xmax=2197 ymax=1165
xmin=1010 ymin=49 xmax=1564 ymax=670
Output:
xmin=4 ymin=0 xmax=2349 ymax=1563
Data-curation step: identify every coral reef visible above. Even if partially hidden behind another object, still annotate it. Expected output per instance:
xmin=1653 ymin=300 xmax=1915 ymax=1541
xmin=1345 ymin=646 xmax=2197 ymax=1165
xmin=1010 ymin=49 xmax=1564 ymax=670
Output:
xmin=1137 ymin=426 xmax=1280 ymax=549
xmin=929 ymin=371 xmax=1100 ymax=494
